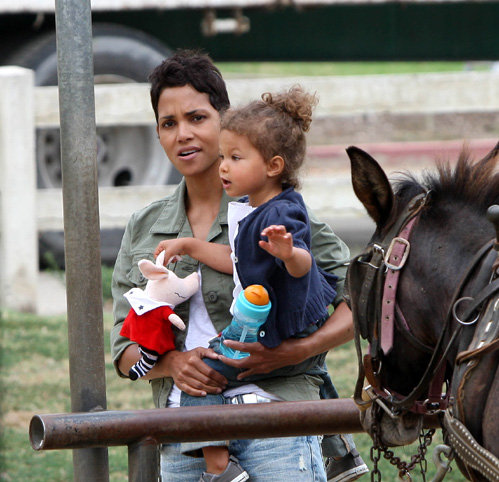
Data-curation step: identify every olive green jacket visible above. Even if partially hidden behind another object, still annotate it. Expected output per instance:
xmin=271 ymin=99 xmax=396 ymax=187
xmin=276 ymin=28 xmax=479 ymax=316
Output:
xmin=110 ymin=179 xmax=350 ymax=408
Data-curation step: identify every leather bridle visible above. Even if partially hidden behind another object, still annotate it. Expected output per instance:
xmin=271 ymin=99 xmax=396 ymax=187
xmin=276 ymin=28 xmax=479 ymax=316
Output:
xmin=348 ymin=192 xmax=499 ymax=417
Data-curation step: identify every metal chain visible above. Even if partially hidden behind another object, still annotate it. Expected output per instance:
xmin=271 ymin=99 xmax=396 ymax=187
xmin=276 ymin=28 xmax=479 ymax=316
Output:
xmin=370 ymin=412 xmax=382 ymax=482
xmin=369 ymin=404 xmax=436 ymax=481
xmin=418 ymin=430 xmax=430 ymax=480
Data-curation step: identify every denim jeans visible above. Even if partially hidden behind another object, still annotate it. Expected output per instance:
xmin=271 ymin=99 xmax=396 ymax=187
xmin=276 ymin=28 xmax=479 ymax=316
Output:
xmin=180 ymin=357 xmax=355 ymax=459
xmin=161 ymin=436 xmax=327 ymax=481
xmin=317 ymin=366 xmax=354 ymax=458
xmin=179 ymin=390 xmax=262 ymax=456
xmin=179 ymin=317 xmax=356 ymax=460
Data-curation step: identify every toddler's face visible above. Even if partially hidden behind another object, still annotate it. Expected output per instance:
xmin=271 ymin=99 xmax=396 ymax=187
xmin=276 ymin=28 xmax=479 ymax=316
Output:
xmin=219 ymin=130 xmax=275 ymax=206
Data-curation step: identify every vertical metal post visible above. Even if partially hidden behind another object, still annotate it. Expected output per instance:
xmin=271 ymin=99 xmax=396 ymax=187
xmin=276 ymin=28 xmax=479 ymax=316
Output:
xmin=128 ymin=439 xmax=160 ymax=482
xmin=54 ymin=1 xmax=108 ymax=480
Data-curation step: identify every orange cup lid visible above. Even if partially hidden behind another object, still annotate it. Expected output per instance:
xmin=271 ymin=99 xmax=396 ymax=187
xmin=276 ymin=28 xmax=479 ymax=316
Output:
xmin=244 ymin=285 xmax=269 ymax=305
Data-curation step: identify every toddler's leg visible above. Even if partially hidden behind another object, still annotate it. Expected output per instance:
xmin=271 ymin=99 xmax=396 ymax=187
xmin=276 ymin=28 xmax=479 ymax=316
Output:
xmin=200 ymin=449 xmax=249 ymax=481
xmin=179 ymin=392 xmax=249 ymax=481
xmin=179 ymin=392 xmax=229 ymax=458
xmin=202 ymin=446 xmax=230 ymax=474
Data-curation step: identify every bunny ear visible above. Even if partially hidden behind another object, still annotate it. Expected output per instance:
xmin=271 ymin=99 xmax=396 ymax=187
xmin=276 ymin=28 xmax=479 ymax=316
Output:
xmin=138 ymin=258 xmax=170 ymax=280
xmin=155 ymin=250 xmax=182 ymax=266
xmin=156 ymin=251 xmax=166 ymax=267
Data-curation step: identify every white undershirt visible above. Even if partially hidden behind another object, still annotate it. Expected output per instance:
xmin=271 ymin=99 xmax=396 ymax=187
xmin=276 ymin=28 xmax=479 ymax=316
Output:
xmin=224 ymin=201 xmax=280 ymax=399
xmin=168 ymin=267 xmax=217 ymax=407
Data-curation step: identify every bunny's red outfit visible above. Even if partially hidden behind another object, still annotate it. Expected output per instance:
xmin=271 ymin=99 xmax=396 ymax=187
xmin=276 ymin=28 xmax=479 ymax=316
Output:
xmin=121 ymin=305 xmax=177 ymax=354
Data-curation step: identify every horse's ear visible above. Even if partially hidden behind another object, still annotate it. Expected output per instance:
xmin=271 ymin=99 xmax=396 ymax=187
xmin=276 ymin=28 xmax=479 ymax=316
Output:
xmin=477 ymin=140 xmax=499 ymax=164
xmin=347 ymin=146 xmax=394 ymax=226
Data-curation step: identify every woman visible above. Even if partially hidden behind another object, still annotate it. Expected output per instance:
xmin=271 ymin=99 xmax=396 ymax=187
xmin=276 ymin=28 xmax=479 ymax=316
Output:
xmin=110 ymin=50 xmax=367 ymax=482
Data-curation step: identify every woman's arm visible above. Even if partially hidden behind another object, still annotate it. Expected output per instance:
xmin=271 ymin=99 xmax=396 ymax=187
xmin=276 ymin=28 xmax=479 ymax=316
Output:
xmin=118 ymin=343 xmax=228 ymax=396
xmin=155 ymin=238 xmax=233 ymax=274
xmin=219 ymin=301 xmax=354 ymax=379
xmin=221 ymin=208 xmax=353 ymax=378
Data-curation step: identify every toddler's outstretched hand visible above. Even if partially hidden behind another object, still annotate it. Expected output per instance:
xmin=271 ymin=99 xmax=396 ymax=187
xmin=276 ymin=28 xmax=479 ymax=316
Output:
xmin=259 ymin=225 xmax=293 ymax=261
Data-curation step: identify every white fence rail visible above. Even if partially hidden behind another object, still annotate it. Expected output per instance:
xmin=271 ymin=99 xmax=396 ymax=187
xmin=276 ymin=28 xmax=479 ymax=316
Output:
xmin=0 ymin=67 xmax=37 ymax=312
xmin=1 ymin=66 xmax=498 ymax=312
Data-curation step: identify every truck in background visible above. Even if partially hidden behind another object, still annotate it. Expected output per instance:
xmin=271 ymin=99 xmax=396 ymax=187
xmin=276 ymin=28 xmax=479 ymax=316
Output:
xmin=2 ymin=0 xmax=498 ymax=188
xmin=1 ymin=0 xmax=498 ymax=265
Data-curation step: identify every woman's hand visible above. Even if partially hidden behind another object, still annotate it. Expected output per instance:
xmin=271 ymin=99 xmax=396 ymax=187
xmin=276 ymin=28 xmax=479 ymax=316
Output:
xmin=218 ymin=302 xmax=355 ymax=380
xmin=158 ymin=347 xmax=228 ymax=396
xmin=217 ymin=339 xmax=308 ymax=379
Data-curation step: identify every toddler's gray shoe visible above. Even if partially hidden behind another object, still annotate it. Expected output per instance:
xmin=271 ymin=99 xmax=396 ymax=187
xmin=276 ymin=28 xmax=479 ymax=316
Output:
xmin=199 ymin=455 xmax=249 ymax=482
xmin=325 ymin=449 xmax=369 ymax=482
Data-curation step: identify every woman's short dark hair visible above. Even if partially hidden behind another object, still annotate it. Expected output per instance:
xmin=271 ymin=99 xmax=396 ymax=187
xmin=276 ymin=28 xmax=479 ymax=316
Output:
xmin=149 ymin=49 xmax=230 ymax=122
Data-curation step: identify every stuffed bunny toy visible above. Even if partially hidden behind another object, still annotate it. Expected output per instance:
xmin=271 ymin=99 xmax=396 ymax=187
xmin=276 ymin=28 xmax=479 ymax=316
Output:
xmin=120 ymin=251 xmax=199 ymax=380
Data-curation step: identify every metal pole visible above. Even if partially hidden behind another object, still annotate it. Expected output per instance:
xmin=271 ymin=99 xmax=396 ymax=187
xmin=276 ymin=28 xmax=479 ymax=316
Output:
xmin=29 ymin=399 xmax=441 ymax=450
xmin=54 ymin=0 xmax=108 ymax=480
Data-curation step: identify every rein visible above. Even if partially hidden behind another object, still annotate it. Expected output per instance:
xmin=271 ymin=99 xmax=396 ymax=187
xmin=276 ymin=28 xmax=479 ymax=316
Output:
xmin=351 ymin=192 xmax=499 ymax=417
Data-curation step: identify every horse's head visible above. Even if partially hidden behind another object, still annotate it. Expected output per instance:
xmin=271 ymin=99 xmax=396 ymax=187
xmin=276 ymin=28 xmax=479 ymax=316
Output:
xmin=345 ymin=143 xmax=499 ymax=448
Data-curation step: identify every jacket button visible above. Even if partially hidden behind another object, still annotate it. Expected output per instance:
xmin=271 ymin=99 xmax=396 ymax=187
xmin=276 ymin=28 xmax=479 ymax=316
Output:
xmin=259 ymin=330 xmax=265 ymax=337
xmin=207 ymin=291 xmax=218 ymax=302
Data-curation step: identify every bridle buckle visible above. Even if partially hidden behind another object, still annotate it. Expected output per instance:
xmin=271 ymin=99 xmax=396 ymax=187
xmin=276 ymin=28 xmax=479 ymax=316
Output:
xmin=358 ymin=244 xmax=385 ymax=270
xmin=385 ymin=237 xmax=411 ymax=271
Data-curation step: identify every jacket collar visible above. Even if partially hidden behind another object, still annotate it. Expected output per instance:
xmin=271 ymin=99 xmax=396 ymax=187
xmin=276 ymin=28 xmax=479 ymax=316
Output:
xmin=150 ymin=178 xmax=232 ymax=238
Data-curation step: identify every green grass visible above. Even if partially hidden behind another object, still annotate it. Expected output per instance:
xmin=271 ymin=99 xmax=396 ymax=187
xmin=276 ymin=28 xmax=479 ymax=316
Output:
xmin=0 ymin=310 xmax=151 ymax=482
xmin=217 ymin=61 xmax=480 ymax=78
xmin=1 ymin=308 xmax=463 ymax=481
xmin=324 ymin=343 xmax=463 ymax=481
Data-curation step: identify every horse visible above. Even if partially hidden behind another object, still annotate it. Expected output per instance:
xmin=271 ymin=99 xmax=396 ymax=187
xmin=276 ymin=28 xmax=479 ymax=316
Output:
xmin=345 ymin=142 xmax=499 ymax=481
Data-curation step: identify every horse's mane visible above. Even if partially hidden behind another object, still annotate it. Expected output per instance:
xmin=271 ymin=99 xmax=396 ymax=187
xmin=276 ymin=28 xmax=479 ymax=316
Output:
xmin=393 ymin=143 xmax=499 ymax=212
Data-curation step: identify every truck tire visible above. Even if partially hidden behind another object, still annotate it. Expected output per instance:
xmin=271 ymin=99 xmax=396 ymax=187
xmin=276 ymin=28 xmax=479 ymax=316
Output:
xmin=8 ymin=24 xmax=180 ymax=267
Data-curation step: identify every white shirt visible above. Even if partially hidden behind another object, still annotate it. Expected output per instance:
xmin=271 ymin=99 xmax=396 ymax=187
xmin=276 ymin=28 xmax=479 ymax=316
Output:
xmin=168 ymin=267 xmax=218 ymax=407
xmin=228 ymin=201 xmax=255 ymax=314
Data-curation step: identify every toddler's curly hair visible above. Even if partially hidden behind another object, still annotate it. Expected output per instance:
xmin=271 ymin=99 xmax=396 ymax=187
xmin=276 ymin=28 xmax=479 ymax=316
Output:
xmin=221 ymin=85 xmax=318 ymax=189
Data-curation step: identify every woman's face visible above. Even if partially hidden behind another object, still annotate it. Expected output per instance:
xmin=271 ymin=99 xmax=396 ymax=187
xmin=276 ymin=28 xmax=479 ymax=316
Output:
xmin=156 ymin=84 xmax=221 ymax=179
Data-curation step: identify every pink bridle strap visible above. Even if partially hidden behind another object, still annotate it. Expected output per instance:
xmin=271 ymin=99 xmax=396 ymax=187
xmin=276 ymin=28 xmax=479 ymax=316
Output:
xmin=380 ymin=216 xmax=418 ymax=355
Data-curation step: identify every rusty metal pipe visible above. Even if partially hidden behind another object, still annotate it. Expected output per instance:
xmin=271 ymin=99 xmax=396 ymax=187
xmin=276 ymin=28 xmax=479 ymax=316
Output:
xmin=31 ymin=399 xmax=360 ymax=450
xmin=30 ymin=399 xmax=440 ymax=451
